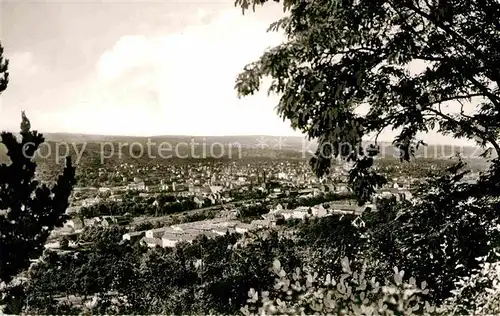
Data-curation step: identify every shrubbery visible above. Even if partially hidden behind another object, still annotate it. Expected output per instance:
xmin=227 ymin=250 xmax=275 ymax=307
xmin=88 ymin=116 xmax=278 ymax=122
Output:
xmin=442 ymin=250 xmax=500 ymax=315
xmin=4 ymin=0 xmax=500 ymax=311
xmin=241 ymin=257 xmax=439 ymax=316
xmin=80 ymin=194 xmax=204 ymax=218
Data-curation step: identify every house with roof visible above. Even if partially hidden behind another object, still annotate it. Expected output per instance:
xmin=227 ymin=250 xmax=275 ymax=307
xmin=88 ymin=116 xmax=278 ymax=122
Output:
xmin=122 ymin=231 xmax=144 ymax=242
xmin=277 ymin=172 xmax=288 ymax=180
xmin=311 ymin=204 xmax=328 ymax=217
xmin=161 ymin=232 xmax=184 ymax=248
xmin=81 ymin=197 xmax=100 ymax=208
xmin=277 ymin=209 xmax=294 ymax=220
xmin=292 ymin=208 xmax=308 ymax=220
xmin=374 ymin=188 xmax=412 ymax=202
xmin=352 ymin=216 xmax=365 ymax=228
xmin=161 ymin=232 xmax=198 ymax=248
xmin=160 ymin=181 xmax=169 ymax=191
xmin=128 ymin=181 xmax=146 ymax=191
xmin=188 ymin=185 xmax=210 ymax=195
xmin=145 ymin=227 xmax=169 ymax=239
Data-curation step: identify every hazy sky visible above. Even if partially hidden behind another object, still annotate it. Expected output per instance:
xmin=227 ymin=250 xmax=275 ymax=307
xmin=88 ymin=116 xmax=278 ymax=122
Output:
xmin=0 ymin=0 xmax=475 ymax=145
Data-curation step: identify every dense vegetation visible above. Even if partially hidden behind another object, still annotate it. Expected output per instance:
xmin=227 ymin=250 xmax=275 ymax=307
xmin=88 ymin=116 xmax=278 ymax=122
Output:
xmin=0 ymin=47 xmax=76 ymax=311
xmin=3 ymin=0 xmax=500 ymax=314
xmin=235 ymin=0 xmax=500 ymax=203
xmin=79 ymin=189 xmax=355 ymax=220
xmin=17 ymin=161 xmax=500 ymax=314
xmin=80 ymin=193 xmax=200 ymax=218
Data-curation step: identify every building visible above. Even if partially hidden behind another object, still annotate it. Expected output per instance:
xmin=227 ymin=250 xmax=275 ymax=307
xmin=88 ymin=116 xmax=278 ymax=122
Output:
xmin=161 ymin=232 xmax=183 ymax=248
xmin=145 ymin=228 xmax=169 ymax=239
xmin=160 ymin=181 xmax=169 ymax=191
xmin=292 ymin=209 xmax=308 ymax=219
xmin=251 ymin=219 xmax=271 ymax=228
xmin=127 ymin=181 xmax=146 ymax=191
xmin=374 ymin=188 xmax=412 ymax=202
xmin=311 ymin=204 xmax=328 ymax=217
xmin=81 ymin=197 xmax=100 ymax=207
xmin=161 ymin=232 xmax=197 ymax=248
xmin=352 ymin=216 xmax=366 ymax=228
xmin=277 ymin=172 xmax=288 ymax=180
xmin=122 ymin=231 xmax=144 ymax=242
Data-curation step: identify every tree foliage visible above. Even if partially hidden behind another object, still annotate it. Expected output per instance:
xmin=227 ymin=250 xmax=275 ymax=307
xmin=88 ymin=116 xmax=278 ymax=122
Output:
xmin=234 ymin=0 xmax=500 ymax=203
xmin=0 ymin=45 xmax=76 ymax=285
xmin=361 ymin=159 xmax=500 ymax=301
xmin=0 ymin=43 xmax=8 ymax=93
xmin=241 ymin=256 xmax=439 ymax=315
xmin=443 ymin=250 xmax=500 ymax=315
xmin=0 ymin=117 xmax=77 ymax=287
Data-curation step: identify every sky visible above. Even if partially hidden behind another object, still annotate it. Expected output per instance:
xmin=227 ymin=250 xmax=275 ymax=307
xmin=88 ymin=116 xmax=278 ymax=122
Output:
xmin=0 ymin=0 xmax=475 ymax=145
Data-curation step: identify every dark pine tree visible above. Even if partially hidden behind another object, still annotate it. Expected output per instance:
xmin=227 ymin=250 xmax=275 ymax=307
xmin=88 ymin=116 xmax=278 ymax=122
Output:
xmin=0 ymin=43 xmax=76 ymax=289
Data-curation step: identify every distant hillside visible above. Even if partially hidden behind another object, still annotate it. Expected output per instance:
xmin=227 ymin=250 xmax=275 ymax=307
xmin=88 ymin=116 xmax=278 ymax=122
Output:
xmin=0 ymin=133 xmax=493 ymax=164
xmin=41 ymin=134 xmax=313 ymax=150
xmin=41 ymin=133 xmax=494 ymax=160
xmin=0 ymin=132 xmax=492 ymax=185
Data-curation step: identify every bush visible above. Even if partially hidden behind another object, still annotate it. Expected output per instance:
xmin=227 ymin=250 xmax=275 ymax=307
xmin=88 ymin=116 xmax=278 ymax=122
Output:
xmin=241 ymin=257 xmax=441 ymax=316
xmin=237 ymin=203 xmax=269 ymax=220
xmin=442 ymin=250 xmax=500 ymax=315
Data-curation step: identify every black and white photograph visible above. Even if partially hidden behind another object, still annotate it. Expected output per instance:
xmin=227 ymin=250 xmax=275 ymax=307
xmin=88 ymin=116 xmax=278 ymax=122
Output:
xmin=1 ymin=0 xmax=500 ymax=314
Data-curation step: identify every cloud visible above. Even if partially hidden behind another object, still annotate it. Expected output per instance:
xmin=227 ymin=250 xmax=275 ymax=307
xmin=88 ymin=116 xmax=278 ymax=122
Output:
xmin=96 ymin=35 xmax=156 ymax=82
xmin=65 ymin=7 xmax=292 ymax=136
xmin=7 ymin=52 xmax=40 ymax=78
xmin=0 ymin=51 xmax=48 ymax=131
